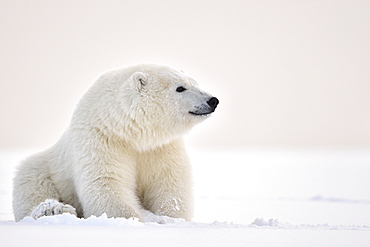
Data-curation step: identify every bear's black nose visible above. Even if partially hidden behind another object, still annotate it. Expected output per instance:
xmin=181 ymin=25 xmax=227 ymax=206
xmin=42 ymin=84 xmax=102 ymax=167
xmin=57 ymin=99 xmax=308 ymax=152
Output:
xmin=207 ymin=97 xmax=219 ymax=111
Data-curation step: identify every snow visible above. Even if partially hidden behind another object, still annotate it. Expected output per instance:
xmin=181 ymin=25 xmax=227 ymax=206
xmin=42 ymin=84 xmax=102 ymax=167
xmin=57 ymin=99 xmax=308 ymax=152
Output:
xmin=1 ymin=148 xmax=370 ymax=246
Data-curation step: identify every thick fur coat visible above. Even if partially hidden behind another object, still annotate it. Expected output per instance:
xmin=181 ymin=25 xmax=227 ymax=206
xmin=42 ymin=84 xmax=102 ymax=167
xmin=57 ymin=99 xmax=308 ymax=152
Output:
xmin=13 ymin=64 xmax=219 ymax=222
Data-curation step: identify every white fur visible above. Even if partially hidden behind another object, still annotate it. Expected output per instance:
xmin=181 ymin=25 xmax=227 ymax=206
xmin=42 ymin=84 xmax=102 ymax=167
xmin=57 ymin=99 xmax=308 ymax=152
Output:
xmin=31 ymin=199 xmax=76 ymax=219
xmin=13 ymin=64 xmax=217 ymax=223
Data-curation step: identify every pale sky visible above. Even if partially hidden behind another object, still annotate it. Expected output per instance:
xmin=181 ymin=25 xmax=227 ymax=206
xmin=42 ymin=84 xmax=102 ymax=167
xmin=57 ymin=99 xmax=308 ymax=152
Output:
xmin=0 ymin=0 xmax=369 ymax=149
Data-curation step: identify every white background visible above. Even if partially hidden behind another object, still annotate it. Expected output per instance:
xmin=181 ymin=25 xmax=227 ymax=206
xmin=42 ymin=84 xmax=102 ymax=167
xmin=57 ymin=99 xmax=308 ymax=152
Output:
xmin=1 ymin=0 xmax=369 ymax=149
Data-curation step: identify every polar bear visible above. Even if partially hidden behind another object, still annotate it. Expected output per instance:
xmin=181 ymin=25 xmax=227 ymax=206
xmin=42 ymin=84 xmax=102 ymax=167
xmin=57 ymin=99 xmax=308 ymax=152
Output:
xmin=12 ymin=64 xmax=219 ymax=222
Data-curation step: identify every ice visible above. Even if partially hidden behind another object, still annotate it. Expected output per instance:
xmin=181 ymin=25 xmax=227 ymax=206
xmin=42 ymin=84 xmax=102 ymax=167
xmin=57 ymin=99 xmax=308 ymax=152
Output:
xmin=1 ymin=148 xmax=370 ymax=246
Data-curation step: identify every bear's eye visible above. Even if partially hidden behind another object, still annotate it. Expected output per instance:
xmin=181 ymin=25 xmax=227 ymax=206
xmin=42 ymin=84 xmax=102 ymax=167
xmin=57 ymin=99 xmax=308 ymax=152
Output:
xmin=176 ymin=86 xmax=187 ymax=92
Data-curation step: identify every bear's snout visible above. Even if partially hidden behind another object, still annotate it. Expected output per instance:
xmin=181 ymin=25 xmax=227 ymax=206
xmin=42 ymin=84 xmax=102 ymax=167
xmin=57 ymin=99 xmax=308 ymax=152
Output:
xmin=207 ymin=97 xmax=219 ymax=112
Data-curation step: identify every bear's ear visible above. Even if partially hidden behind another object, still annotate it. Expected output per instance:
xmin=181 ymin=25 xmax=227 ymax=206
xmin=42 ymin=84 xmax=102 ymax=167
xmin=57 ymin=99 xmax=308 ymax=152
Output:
xmin=131 ymin=72 xmax=148 ymax=91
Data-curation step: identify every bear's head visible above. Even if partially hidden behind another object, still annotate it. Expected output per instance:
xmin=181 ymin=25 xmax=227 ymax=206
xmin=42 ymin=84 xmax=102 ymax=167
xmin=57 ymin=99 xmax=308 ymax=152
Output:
xmin=76 ymin=64 xmax=219 ymax=151
xmin=122 ymin=64 xmax=219 ymax=151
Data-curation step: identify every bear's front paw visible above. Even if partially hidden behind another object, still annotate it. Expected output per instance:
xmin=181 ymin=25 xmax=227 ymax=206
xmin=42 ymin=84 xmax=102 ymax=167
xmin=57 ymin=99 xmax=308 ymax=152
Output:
xmin=140 ymin=209 xmax=185 ymax=224
xmin=31 ymin=199 xmax=77 ymax=219
xmin=153 ymin=215 xmax=185 ymax=224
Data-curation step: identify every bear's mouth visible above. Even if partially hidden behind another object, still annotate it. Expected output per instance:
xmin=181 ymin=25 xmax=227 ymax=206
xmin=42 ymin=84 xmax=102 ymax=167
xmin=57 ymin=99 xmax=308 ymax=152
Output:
xmin=189 ymin=110 xmax=214 ymax=116
xmin=190 ymin=98 xmax=219 ymax=116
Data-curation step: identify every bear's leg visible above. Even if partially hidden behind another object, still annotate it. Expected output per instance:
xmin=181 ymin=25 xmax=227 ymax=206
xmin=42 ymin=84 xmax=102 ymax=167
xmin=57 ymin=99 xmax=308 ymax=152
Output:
xmin=140 ymin=141 xmax=194 ymax=221
xmin=13 ymin=153 xmax=76 ymax=221
xmin=71 ymin=137 xmax=145 ymax=220
xmin=77 ymin=179 xmax=143 ymax=220
xmin=75 ymin=170 xmax=143 ymax=220
xmin=145 ymin=187 xmax=193 ymax=221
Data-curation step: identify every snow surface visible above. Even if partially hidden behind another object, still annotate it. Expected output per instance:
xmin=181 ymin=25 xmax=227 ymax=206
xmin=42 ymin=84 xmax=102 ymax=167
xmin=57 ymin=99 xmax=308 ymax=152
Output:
xmin=1 ymin=148 xmax=370 ymax=246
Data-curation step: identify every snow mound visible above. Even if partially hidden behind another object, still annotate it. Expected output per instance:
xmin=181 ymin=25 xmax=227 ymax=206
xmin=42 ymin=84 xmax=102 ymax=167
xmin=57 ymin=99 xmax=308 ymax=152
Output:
xmin=0 ymin=214 xmax=368 ymax=231
xmin=9 ymin=213 xmax=241 ymax=228
xmin=249 ymin=217 xmax=370 ymax=231
xmin=20 ymin=213 xmax=144 ymax=227
xmin=251 ymin=218 xmax=280 ymax=227
xmin=310 ymin=195 xmax=370 ymax=204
